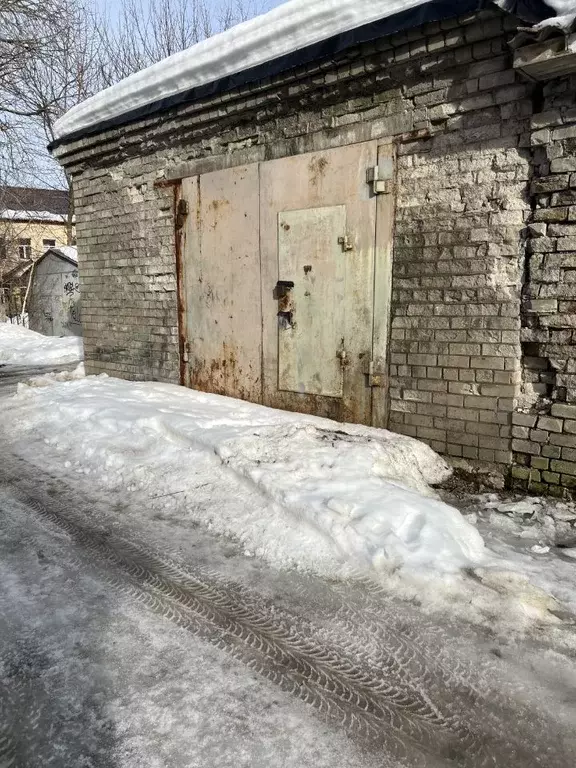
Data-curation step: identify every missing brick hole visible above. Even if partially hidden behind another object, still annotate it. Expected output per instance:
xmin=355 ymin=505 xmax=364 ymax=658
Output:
xmin=521 ymin=342 xmax=557 ymax=406
xmin=531 ymin=84 xmax=545 ymax=119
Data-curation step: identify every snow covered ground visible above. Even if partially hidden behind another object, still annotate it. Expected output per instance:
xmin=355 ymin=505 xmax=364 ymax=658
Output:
xmin=2 ymin=372 xmax=484 ymax=576
xmin=1 ymin=366 xmax=575 ymax=637
xmin=0 ymin=321 xmax=83 ymax=365
xmin=455 ymin=492 xmax=576 ymax=616
xmin=3 ymin=462 xmax=574 ymax=768
xmin=0 ymin=482 xmax=393 ymax=768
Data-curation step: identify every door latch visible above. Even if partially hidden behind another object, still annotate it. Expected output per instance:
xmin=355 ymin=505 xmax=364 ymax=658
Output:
xmin=275 ymin=280 xmax=295 ymax=329
xmin=337 ymin=235 xmax=354 ymax=252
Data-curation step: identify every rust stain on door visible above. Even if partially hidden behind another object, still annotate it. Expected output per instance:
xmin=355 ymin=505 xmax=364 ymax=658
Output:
xmin=180 ymin=165 xmax=262 ymax=403
xmin=189 ymin=341 xmax=256 ymax=401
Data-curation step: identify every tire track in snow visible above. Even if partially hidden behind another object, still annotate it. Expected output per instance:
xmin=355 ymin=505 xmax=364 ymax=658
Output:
xmin=3 ymin=487 xmax=450 ymax=767
xmin=0 ymin=454 xmax=573 ymax=768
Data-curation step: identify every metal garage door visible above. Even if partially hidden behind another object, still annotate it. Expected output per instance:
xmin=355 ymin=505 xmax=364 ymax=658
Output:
xmin=178 ymin=141 xmax=394 ymax=427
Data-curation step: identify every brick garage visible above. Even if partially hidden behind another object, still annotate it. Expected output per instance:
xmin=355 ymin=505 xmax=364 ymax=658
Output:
xmin=51 ymin=0 xmax=576 ymax=494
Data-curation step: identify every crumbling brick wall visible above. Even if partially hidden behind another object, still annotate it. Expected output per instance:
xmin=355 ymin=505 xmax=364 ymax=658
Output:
xmin=511 ymin=73 xmax=576 ymax=496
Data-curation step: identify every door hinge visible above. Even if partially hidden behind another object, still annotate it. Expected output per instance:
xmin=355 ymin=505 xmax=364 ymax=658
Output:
xmin=176 ymin=198 xmax=189 ymax=229
xmin=182 ymin=341 xmax=190 ymax=363
xmin=336 ymin=348 xmax=350 ymax=368
xmin=366 ymin=163 xmax=393 ymax=195
xmin=365 ymin=360 xmax=386 ymax=387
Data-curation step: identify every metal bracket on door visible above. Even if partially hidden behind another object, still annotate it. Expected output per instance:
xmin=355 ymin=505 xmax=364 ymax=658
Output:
xmin=365 ymin=360 xmax=386 ymax=387
xmin=366 ymin=163 xmax=394 ymax=195
xmin=337 ymin=235 xmax=354 ymax=252
xmin=336 ymin=344 xmax=350 ymax=368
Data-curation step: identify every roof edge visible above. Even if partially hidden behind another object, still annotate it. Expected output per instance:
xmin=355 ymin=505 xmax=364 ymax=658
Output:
xmin=50 ymin=0 xmax=555 ymax=153
xmin=35 ymin=247 xmax=78 ymax=267
xmin=50 ymin=0 xmax=495 ymax=152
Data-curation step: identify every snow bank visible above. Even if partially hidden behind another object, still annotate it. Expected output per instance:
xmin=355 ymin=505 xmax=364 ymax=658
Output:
xmin=0 ymin=322 xmax=83 ymax=365
xmin=53 ymin=0 xmax=564 ymax=143
xmin=5 ymin=374 xmax=486 ymax=577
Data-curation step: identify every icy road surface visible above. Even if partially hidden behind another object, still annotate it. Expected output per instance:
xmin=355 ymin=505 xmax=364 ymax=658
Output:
xmin=1 ymin=449 xmax=575 ymax=768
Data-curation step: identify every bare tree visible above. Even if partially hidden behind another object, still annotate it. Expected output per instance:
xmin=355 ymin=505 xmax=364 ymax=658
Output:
xmin=1 ymin=0 xmax=268 ymax=199
xmin=0 ymin=1 xmax=45 ymax=84
xmin=99 ymin=0 xmax=265 ymax=85
xmin=1 ymin=1 xmax=48 ymax=185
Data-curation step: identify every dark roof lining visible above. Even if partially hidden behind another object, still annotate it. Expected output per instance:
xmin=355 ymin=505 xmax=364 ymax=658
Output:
xmin=50 ymin=0 xmax=552 ymax=151
xmin=0 ymin=261 xmax=33 ymax=284
xmin=38 ymin=247 xmax=78 ymax=267
xmin=1 ymin=186 xmax=69 ymax=216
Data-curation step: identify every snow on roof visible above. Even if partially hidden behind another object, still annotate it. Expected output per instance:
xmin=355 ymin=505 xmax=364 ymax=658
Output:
xmin=53 ymin=0 xmax=431 ymax=142
xmin=1 ymin=209 xmax=68 ymax=223
xmin=511 ymin=8 xmax=576 ymax=47
xmin=43 ymin=245 xmax=78 ymax=265
xmin=53 ymin=0 xmax=566 ymax=145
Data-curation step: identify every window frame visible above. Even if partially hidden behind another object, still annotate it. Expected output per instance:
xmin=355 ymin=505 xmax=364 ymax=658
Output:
xmin=18 ymin=238 xmax=32 ymax=260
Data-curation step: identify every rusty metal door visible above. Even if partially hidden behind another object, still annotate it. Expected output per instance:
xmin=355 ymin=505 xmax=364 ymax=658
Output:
xmin=260 ymin=142 xmax=383 ymax=424
xmin=178 ymin=141 xmax=394 ymax=427
xmin=180 ymin=165 xmax=262 ymax=401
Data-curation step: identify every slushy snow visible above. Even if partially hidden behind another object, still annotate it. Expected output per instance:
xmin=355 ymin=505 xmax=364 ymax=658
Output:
xmin=4 ymin=372 xmax=486 ymax=577
xmin=53 ymin=0 xmax=566 ymax=142
xmin=0 ymin=322 xmax=83 ymax=366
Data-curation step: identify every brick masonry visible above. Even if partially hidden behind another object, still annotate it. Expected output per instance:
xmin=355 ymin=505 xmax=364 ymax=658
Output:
xmin=53 ymin=7 xmax=576 ymax=494
xmin=510 ymin=72 xmax=576 ymax=496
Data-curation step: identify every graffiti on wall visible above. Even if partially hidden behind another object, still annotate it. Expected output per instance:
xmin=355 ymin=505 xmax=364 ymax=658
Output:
xmin=29 ymin=263 xmax=82 ymax=336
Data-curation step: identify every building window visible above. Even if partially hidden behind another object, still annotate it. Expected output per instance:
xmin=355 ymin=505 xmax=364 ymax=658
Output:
xmin=43 ymin=239 xmax=56 ymax=248
xmin=18 ymin=238 xmax=32 ymax=260
xmin=0 ymin=238 xmax=7 ymax=260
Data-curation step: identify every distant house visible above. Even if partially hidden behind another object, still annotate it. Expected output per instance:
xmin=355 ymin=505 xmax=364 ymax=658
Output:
xmin=27 ymin=246 xmax=81 ymax=337
xmin=0 ymin=186 xmax=74 ymax=282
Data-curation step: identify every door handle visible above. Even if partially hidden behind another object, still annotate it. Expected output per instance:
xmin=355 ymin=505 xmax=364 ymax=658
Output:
xmin=275 ymin=281 xmax=295 ymax=329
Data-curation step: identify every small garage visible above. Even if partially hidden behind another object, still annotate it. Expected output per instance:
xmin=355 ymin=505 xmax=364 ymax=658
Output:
xmin=51 ymin=0 xmax=576 ymax=494
xmin=28 ymin=246 xmax=81 ymax=337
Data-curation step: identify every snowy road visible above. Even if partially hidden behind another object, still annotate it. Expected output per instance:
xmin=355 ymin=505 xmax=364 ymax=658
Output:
xmin=0 ymin=361 xmax=79 ymax=396
xmin=1 ymin=447 xmax=575 ymax=767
